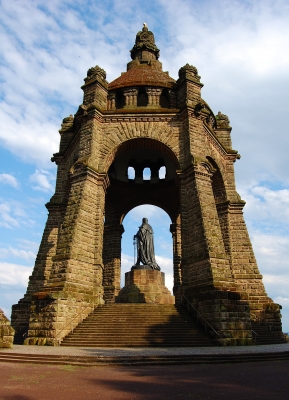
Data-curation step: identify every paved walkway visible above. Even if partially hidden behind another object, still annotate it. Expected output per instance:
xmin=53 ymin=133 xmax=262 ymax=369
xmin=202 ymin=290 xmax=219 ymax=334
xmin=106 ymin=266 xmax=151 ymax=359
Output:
xmin=1 ymin=358 xmax=289 ymax=400
xmin=1 ymin=342 xmax=289 ymax=357
xmin=1 ymin=344 xmax=289 ymax=399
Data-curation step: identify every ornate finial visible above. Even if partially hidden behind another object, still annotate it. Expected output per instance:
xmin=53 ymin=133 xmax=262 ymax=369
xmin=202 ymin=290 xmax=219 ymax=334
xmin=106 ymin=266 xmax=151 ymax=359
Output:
xmin=60 ymin=114 xmax=74 ymax=132
xmin=178 ymin=64 xmax=201 ymax=81
xmin=130 ymin=25 xmax=160 ymax=60
xmin=84 ymin=65 xmax=106 ymax=83
xmin=216 ymin=111 xmax=231 ymax=129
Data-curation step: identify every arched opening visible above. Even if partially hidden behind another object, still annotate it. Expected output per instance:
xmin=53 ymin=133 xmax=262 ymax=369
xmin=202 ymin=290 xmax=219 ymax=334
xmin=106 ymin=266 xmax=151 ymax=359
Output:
xmin=127 ymin=166 xmax=135 ymax=180
xmin=137 ymin=87 xmax=148 ymax=106
xmin=159 ymin=166 xmax=166 ymax=179
xmin=102 ymin=138 xmax=181 ymax=303
xmin=143 ymin=167 xmax=151 ymax=180
xmin=207 ymin=157 xmax=227 ymax=203
xmin=207 ymin=156 xmax=229 ymax=254
xmin=115 ymin=89 xmax=125 ymax=109
xmin=160 ymin=88 xmax=170 ymax=108
xmin=120 ymin=205 xmax=173 ymax=292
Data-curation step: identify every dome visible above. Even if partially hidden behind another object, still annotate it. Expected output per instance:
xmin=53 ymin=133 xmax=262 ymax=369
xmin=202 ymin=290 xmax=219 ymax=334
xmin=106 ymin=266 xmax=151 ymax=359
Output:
xmin=108 ymin=24 xmax=175 ymax=91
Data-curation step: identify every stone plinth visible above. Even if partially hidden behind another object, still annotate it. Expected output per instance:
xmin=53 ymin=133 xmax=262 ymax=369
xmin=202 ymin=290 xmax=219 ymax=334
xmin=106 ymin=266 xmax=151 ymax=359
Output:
xmin=116 ymin=267 xmax=175 ymax=304
xmin=0 ymin=309 xmax=15 ymax=348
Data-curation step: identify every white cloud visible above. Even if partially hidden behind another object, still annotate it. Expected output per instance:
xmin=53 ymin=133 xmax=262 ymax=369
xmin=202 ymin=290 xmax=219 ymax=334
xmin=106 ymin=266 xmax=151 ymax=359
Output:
xmin=0 ymin=174 xmax=18 ymax=188
xmin=0 ymin=200 xmax=30 ymax=229
xmin=29 ymin=169 xmax=55 ymax=192
xmin=127 ymin=205 xmax=172 ymax=224
xmin=241 ymin=185 xmax=289 ymax=228
xmin=0 ymin=202 xmax=21 ymax=228
xmin=0 ymin=262 xmax=32 ymax=287
xmin=0 ymin=246 xmax=36 ymax=262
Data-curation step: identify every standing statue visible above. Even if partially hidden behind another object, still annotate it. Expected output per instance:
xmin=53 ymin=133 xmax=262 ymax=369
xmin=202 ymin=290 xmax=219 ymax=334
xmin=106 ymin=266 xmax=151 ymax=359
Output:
xmin=134 ymin=218 xmax=160 ymax=270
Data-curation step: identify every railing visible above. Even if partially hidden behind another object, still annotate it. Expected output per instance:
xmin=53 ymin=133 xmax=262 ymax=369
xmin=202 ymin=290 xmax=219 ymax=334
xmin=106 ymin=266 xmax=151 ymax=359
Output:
xmin=251 ymin=329 xmax=259 ymax=342
xmin=181 ymin=294 xmax=220 ymax=344
xmin=56 ymin=305 xmax=94 ymax=346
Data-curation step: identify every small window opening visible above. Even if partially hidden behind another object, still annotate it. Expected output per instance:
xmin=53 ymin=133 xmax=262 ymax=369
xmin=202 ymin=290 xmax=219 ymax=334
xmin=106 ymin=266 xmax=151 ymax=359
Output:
xmin=137 ymin=87 xmax=148 ymax=107
xmin=159 ymin=166 xmax=166 ymax=179
xmin=143 ymin=167 xmax=151 ymax=180
xmin=127 ymin=167 xmax=135 ymax=179
xmin=116 ymin=90 xmax=125 ymax=109
xmin=160 ymin=89 xmax=170 ymax=108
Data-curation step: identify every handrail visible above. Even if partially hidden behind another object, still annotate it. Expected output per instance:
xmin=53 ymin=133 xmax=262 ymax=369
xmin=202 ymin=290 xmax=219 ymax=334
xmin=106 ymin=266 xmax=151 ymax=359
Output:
xmin=181 ymin=294 xmax=220 ymax=339
xmin=251 ymin=329 xmax=259 ymax=342
xmin=56 ymin=305 xmax=93 ymax=346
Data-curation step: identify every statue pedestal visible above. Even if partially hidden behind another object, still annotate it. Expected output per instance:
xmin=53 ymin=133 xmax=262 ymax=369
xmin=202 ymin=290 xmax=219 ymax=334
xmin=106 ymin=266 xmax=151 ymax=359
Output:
xmin=116 ymin=267 xmax=175 ymax=304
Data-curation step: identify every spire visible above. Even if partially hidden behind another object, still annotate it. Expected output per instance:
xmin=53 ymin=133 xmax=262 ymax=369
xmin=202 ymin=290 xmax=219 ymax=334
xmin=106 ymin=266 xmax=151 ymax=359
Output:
xmin=130 ymin=23 xmax=160 ymax=61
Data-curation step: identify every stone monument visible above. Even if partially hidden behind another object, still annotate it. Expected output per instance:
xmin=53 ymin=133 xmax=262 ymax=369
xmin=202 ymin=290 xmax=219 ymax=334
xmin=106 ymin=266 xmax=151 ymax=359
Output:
xmin=11 ymin=24 xmax=283 ymax=345
xmin=116 ymin=218 xmax=174 ymax=304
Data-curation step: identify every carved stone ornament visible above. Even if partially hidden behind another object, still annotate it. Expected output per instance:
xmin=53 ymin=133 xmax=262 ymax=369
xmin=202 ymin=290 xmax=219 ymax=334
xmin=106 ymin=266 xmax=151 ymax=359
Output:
xmin=178 ymin=64 xmax=201 ymax=80
xmin=60 ymin=114 xmax=74 ymax=131
xmin=130 ymin=24 xmax=160 ymax=60
xmin=216 ymin=111 xmax=231 ymax=129
xmin=84 ymin=65 xmax=106 ymax=83
xmin=206 ymin=113 xmax=216 ymax=129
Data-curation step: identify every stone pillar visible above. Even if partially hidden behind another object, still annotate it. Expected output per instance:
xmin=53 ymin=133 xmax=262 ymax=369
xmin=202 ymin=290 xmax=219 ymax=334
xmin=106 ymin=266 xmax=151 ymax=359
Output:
xmin=179 ymin=164 xmax=233 ymax=288
xmin=103 ymin=223 xmax=125 ymax=303
xmin=146 ymin=88 xmax=162 ymax=107
xmin=228 ymin=201 xmax=282 ymax=329
xmin=11 ymin=200 xmax=63 ymax=341
xmin=123 ymin=88 xmax=138 ymax=108
xmin=107 ymin=92 xmax=116 ymax=110
xmin=24 ymin=167 xmax=108 ymax=345
xmin=179 ymin=164 xmax=252 ymax=345
xmin=170 ymin=216 xmax=182 ymax=301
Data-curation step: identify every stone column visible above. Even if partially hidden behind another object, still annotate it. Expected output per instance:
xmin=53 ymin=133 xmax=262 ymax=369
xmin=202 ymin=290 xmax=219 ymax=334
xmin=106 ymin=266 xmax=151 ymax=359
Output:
xmin=24 ymin=167 xmax=108 ymax=345
xmin=123 ymin=88 xmax=138 ymax=108
xmin=179 ymin=164 xmax=252 ymax=345
xmin=103 ymin=223 xmax=125 ymax=303
xmin=170 ymin=215 xmax=182 ymax=302
xmin=11 ymin=200 xmax=63 ymax=342
xmin=107 ymin=92 xmax=116 ymax=110
xmin=146 ymin=88 xmax=162 ymax=107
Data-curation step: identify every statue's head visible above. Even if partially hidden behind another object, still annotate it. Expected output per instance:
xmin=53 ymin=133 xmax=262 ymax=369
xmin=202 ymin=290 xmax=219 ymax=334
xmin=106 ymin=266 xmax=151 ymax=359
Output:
xmin=142 ymin=218 xmax=148 ymax=224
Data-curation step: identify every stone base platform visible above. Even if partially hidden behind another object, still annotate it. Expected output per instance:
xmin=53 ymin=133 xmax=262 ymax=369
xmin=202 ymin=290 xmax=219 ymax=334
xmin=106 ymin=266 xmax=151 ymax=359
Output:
xmin=116 ymin=267 xmax=175 ymax=304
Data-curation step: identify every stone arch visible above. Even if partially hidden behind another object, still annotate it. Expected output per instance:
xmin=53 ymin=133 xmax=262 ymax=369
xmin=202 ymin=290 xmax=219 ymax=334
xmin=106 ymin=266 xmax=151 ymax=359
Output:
xmin=160 ymin=88 xmax=170 ymax=108
xmin=206 ymin=156 xmax=227 ymax=203
xmin=102 ymin=137 xmax=181 ymax=303
xmin=101 ymin=122 xmax=181 ymax=173
xmin=206 ymin=156 xmax=230 ymax=255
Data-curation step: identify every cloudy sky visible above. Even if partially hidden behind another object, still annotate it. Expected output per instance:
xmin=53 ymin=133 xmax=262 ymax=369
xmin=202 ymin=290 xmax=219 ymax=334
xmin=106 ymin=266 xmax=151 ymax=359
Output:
xmin=0 ymin=0 xmax=289 ymax=332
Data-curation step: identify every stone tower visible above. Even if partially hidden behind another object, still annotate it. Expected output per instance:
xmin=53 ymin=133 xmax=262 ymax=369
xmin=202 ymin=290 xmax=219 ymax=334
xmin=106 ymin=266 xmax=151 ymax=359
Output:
xmin=12 ymin=25 xmax=283 ymax=345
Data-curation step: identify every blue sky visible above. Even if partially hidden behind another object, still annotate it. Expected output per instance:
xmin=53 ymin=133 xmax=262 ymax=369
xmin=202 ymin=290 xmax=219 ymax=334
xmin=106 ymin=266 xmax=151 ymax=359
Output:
xmin=0 ymin=0 xmax=289 ymax=332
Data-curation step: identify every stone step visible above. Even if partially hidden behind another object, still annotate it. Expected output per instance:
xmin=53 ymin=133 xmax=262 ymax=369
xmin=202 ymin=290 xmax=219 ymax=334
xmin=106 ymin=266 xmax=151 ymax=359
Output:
xmin=1 ymin=351 xmax=289 ymax=366
xmin=251 ymin=321 xmax=286 ymax=345
xmin=60 ymin=303 xmax=215 ymax=347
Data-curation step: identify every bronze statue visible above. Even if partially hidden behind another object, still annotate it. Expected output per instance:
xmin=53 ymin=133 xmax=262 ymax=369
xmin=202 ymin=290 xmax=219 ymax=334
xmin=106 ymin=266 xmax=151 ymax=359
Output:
xmin=134 ymin=218 xmax=160 ymax=270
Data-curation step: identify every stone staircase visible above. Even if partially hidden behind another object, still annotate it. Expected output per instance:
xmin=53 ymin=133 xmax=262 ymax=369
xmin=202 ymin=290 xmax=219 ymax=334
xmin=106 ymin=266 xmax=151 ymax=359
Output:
xmin=60 ymin=303 xmax=215 ymax=347
xmin=251 ymin=321 xmax=287 ymax=345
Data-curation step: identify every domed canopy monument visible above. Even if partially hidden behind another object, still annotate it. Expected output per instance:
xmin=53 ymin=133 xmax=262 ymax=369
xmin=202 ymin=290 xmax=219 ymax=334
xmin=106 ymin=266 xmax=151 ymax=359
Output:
xmin=11 ymin=24 xmax=284 ymax=346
